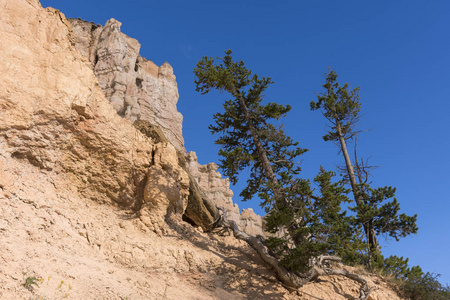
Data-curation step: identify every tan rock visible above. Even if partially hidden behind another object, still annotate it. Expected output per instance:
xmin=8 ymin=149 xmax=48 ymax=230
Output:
xmin=186 ymin=151 xmax=264 ymax=236
xmin=0 ymin=0 xmax=188 ymax=213
xmin=133 ymin=119 xmax=169 ymax=145
xmin=183 ymin=173 xmax=220 ymax=232
xmin=140 ymin=142 xmax=189 ymax=232
xmin=240 ymin=208 xmax=263 ymax=236
xmin=69 ymin=18 xmax=185 ymax=151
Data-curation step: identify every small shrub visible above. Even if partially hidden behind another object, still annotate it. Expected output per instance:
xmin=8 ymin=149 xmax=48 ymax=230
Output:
xmin=23 ymin=276 xmax=40 ymax=292
xmin=401 ymin=272 xmax=450 ymax=300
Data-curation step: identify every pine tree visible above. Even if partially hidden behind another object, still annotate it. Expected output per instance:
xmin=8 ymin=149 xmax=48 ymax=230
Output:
xmin=264 ymin=167 xmax=366 ymax=272
xmin=194 ymin=49 xmax=306 ymax=210
xmin=311 ymin=70 xmax=418 ymax=266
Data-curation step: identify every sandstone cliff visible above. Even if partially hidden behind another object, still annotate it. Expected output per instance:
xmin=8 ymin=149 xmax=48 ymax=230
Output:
xmin=68 ymin=16 xmax=264 ymax=236
xmin=69 ymin=17 xmax=185 ymax=152
xmin=0 ymin=0 xmax=403 ymax=299
xmin=0 ymin=0 xmax=194 ymax=235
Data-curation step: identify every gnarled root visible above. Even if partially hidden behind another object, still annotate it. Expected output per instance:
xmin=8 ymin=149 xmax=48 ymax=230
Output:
xmin=217 ymin=207 xmax=375 ymax=300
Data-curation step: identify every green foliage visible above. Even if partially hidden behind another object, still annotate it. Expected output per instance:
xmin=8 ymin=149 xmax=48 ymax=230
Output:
xmin=194 ymin=51 xmax=354 ymax=273
xmin=310 ymin=69 xmax=361 ymax=141
xmin=371 ymin=256 xmax=450 ymax=299
xmin=351 ymin=184 xmax=418 ymax=242
xmin=401 ymin=272 xmax=450 ymax=300
xmin=194 ymin=50 xmax=306 ymax=205
xmin=262 ymin=166 xmax=373 ymax=273
xmin=23 ymin=276 xmax=41 ymax=292
xmin=195 ymin=53 xmax=423 ymax=282
xmin=22 ymin=274 xmax=72 ymax=299
xmin=311 ymin=69 xmax=418 ymax=267
xmin=378 ymin=255 xmax=423 ymax=279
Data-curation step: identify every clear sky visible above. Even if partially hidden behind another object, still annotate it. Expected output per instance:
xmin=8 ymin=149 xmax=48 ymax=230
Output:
xmin=40 ymin=0 xmax=450 ymax=285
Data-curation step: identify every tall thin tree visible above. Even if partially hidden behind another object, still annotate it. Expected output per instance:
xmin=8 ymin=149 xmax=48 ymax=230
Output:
xmin=311 ymin=70 xmax=418 ymax=266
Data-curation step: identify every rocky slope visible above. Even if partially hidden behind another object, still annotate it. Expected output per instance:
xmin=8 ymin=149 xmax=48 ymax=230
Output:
xmin=0 ymin=0 xmax=402 ymax=299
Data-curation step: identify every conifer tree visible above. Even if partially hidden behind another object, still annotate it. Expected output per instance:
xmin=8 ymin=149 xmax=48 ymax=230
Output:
xmin=264 ymin=167 xmax=366 ymax=272
xmin=194 ymin=52 xmax=375 ymax=299
xmin=194 ymin=50 xmax=306 ymax=209
xmin=311 ymin=70 xmax=418 ymax=266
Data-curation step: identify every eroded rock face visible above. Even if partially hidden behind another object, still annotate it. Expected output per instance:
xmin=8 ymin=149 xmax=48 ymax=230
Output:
xmin=186 ymin=151 xmax=264 ymax=236
xmin=69 ymin=18 xmax=185 ymax=151
xmin=68 ymin=17 xmax=264 ymax=235
xmin=240 ymin=208 xmax=264 ymax=237
xmin=0 ymin=0 xmax=189 ymax=229
xmin=141 ymin=142 xmax=190 ymax=234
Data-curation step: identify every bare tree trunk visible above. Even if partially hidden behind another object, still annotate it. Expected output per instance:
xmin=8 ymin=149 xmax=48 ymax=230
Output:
xmin=336 ymin=123 xmax=378 ymax=257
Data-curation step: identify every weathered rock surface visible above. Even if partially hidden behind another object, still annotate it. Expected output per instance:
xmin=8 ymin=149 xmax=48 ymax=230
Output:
xmin=186 ymin=151 xmax=264 ymax=236
xmin=69 ymin=14 xmax=262 ymax=236
xmin=0 ymin=148 xmax=287 ymax=299
xmin=0 ymin=0 xmax=188 ymax=233
xmin=69 ymin=18 xmax=185 ymax=151
xmin=141 ymin=142 xmax=190 ymax=234
xmin=183 ymin=174 xmax=220 ymax=231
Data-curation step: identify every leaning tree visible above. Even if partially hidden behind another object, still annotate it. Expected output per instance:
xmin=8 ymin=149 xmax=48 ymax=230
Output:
xmin=194 ymin=51 xmax=375 ymax=299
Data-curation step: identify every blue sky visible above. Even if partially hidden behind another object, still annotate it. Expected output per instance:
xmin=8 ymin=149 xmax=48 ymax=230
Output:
xmin=40 ymin=0 xmax=450 ymax=285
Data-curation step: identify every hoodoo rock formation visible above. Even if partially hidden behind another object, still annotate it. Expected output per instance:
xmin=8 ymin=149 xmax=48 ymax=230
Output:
xmin=0 ymin=0 xmax=403 ymax=299
xmin=186 ymin=151 xmax=264 ymax=236
xmin=69 ymin=18 xmax=185 ymax=152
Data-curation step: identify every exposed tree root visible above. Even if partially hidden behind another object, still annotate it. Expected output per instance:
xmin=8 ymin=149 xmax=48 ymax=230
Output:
xmin=217 ymin=207 xmax=375 ymax=300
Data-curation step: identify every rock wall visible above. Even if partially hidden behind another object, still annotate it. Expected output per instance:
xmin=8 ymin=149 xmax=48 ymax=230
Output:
xmin=69 ymin=18 xmax=185 ymax=151
xmin=0 ymin=0 xmax=188 ymax=232
xmin=0 ymin=0 xmax=262 ymax=235
xmin=187 ymin=152 xmax=263 ymax=236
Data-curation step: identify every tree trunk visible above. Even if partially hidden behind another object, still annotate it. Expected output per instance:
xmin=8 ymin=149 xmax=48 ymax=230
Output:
xmin=336 ymin=123 xmax=379 ymax=256
xmin=233 ymin=89 xmax=305 ymax=243
xmin=218 ymin=207 xmax=374 ymax=300
xmin=232 ymin=89 xmax=281 ymax=195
